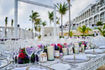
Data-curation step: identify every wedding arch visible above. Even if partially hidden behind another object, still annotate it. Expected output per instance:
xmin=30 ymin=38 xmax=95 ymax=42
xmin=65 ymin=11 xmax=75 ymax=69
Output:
xmin=14 ymin=0 xmax=57 ymax=38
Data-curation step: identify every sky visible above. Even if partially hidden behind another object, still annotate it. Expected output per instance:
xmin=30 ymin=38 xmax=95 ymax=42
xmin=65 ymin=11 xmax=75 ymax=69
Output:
xmin=0 ymin=0 xmax=97 ymax=29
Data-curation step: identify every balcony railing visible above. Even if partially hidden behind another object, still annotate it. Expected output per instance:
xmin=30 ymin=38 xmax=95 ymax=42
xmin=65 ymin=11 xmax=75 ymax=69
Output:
xmin=0 ymin=26 xmax=33 ymax=40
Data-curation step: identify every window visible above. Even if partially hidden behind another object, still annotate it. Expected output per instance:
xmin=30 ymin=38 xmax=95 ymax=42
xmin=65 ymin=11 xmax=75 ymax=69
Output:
xmin=100 ymin=12 xmax=104 ymax=22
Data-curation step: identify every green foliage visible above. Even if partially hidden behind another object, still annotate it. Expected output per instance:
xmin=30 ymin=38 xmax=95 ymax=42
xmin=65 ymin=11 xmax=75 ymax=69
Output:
xmin=11 ymin=19 xmax=13 ymax=27
xmin=69 ymin=31 xmax=73 ymax=37
xmin=29 ymin=10 xmax=40 ymax=33
xmin=38 ymin=35 xmax=41 ymax=39
xmin=97 ymin=25 xmax=105 ymax=37
xmin=5 ymin=17 xmax=8 ymax=26
xmin=34 ymin=18 xmax=41 ymax=25
xmin=74 ymin=34 xmax=94 ymax=37
xmin=56 ymin=17 xmax=60 ymax=24
xmin=29 ymin=10 xmax=39 ymax=23
xmin=67 ymin=0 xmax=70 ymax=3
xmin=38 ymin=26 xmax=41 ymax=32
xmin=78 ymin=25 xmax=92 ymax=36
xmin=96 ymin=21 xmax=103 ymax=26
xmin=59 ymin=36 xmax=64 ymax=38
xmin=103 ymin=24 xmax=105 ymax=29
xmin=41 ymin=21 xmax=46 ymax=26
xmin=56 ymin=2 xmax=68 ymax=15
xmin=48 ymin=11 xmax=60 ymax=25
xmin=35 ymin=26 xmax=37 ymax=31
xmin=48 ymin=11 xmax=54 ymax=24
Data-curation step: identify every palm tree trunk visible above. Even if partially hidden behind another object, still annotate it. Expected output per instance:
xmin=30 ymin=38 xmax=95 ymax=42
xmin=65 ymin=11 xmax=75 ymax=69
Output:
xmin=68 ymin=0 xmax=71 ymax=38
xmin=61 ymin=14 xmax=63 ymax=37
xmin=32 ymin=21 xmax=34 ymax=39
xmin=83 ymin=33 xmax=85 ymax=36
xmin=50 ymin=20 xmax=51 ymax=25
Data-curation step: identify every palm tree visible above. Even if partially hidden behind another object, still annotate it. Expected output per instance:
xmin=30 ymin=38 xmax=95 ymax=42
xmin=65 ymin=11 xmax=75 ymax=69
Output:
xmin=34 ymin=18 xmax=41 ymax=26
xmin=11 ymin=19 xmax=14 ymax=36
xmin=78 ymin=25 xmax=92 ymax=36
xmin=29 ymin=10 xmax=39 ymax=38
xmin=67 ymin=0 xmax=71 ymax=38
xmin=11 ymin=19 xmax=14 ymax=27
xmin=5 ymin=17 xmax=8 ymax=27
xmin=97 ymin=25 xmax=105 ymax=37
xmin=42 ymin=21 xmax=46 ymax=26
xmin=5 ymin=17 xmax=8 ymax=38
xmin=30 ymin=10 xmax=39 ymax=23
xmin=48 ymin=11 xmax=54 ymax=25
xmin=56 ymin=17 xmax=60 ymax=24
xmin=34 ymin=18 xmax=41 ymax=36
xmin=56 ymin=2 xmax=68 ymax=37
xmin=96 ymin=21 xmax=103 ymax=26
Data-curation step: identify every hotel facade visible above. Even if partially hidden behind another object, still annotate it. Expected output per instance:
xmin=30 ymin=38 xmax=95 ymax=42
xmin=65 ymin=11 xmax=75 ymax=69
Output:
xmin=72 ymin=0 xmax=105 ymax=29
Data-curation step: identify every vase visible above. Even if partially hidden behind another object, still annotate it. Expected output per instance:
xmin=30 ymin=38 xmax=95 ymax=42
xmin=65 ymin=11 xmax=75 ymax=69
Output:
xmin=62 ymin=48 xmax=67 ymax=55
xmin=39 ymin=53 xmax=47 ymax=63
xmin=69 ymin=47 xmax=73 ymax=54
xmin=47 ymin=46 xmax=54 ymax=61
xmin=81 ymin=44 xmax=84 ymax=52
xmin=55 ymin=50 xmax=60 ymax=58
xmin=74 ymin=43 xmax=79 ymax=54
xmin=74 ymin=47 xmax=79 ymax=54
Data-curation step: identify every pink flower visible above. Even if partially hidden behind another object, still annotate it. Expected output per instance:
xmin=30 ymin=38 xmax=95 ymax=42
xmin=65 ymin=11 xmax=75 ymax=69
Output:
xmin=51 ymin=44 xmax=55 ymax=46
xmin=64 ymin=43 xmax=67 ymax=46
xmin=37 ymin=45 xmax=41 ymax=48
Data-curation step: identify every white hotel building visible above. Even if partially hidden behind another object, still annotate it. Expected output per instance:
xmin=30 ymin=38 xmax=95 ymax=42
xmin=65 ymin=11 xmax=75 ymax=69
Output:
xmin=72 ymin=0 xmax=105 ymax=29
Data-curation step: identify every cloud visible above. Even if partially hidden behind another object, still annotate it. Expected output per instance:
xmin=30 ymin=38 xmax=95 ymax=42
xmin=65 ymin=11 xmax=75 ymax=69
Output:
xmin=0 ymin=0 xmax=14 ymax=15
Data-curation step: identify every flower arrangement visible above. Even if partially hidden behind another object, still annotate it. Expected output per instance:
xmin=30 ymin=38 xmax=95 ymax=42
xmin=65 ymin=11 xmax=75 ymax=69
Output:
xmin=57 ymin=43 xmax=63 ymax=49
xmin=54 ymin=44 xmax=60 ymax=50
xmin=15 ymin=48 xmax=36 ymax=64
xmin=79 ymin=41 xmax=87 ymax=50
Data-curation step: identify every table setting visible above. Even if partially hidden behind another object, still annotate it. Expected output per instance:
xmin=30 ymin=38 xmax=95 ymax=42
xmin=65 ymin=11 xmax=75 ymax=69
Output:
xmin=0 ymin=36 xmax=105 ymax=70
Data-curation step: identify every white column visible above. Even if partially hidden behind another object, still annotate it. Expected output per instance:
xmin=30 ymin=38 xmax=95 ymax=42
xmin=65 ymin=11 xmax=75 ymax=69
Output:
xmin=14 ymin=0 xmax=18 ymax=38
xmin=53 ymin=6 xmax=56 ymax=37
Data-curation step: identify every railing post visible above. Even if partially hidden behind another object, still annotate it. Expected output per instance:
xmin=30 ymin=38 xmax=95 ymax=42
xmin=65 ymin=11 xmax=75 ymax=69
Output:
xmin=14 ymin=0 xmax=18 ymax=38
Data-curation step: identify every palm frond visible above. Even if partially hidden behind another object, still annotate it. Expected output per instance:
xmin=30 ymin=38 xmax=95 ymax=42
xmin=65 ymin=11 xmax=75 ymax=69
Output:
xmin=77 ymin=25 xmax=92 ymax=35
